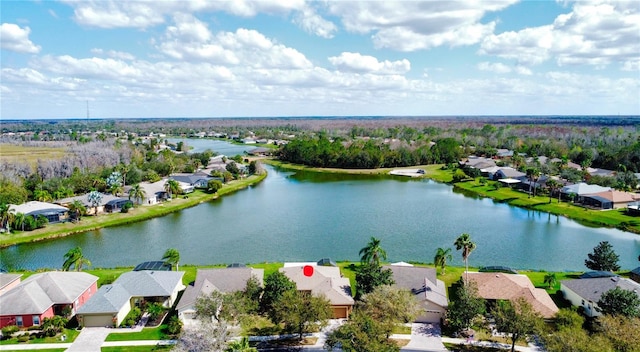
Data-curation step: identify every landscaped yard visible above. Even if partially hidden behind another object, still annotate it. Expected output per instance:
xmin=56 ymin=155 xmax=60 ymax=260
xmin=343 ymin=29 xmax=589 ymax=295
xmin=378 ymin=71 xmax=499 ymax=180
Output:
xmin=105 ymin=326 xmax=168 ymax=341
xmin=0 ymin=328 xmax=79 ymax=345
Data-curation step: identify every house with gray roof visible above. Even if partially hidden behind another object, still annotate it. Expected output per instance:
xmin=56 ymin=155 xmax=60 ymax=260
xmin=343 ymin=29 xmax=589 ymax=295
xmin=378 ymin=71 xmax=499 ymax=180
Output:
xmin=0 ymin=273 xmax=22 ymax=296
xmin=0 ymin=272 xmax=98 ymax=328
xmin=56 ymin=193 xmax=130 ymax=214
xmin=176 ymin=267 xmax=264 ymax=323
xmin=170 ymin=172 xmax=213 ymax=189
xmin=77 ymin=271 xmax=185 ymax=327
xmin=560 ymin=182 xmax=611 ymax=199
xmin=560 ymin=277 xmax=640 ymax=317
xmin=9 ymin=201 xmax=69 ymax=224
xmin=383 ymin=264 xmax=448 ymax=323
xmin=493 ymin=167 xmax=526 ymax=181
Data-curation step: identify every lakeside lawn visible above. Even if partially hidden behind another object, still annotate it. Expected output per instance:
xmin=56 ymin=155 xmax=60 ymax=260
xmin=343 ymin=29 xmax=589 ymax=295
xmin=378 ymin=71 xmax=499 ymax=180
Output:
xmin=0 ymin=173 xmax=267 ymax=248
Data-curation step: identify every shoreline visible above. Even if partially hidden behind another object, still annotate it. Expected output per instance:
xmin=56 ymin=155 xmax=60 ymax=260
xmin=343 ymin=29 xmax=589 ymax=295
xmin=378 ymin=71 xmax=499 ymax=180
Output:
xmin=0 ymin=173 xmax=267 ymax=248
xmin=264 ymin=159 xmax=640 ymax=234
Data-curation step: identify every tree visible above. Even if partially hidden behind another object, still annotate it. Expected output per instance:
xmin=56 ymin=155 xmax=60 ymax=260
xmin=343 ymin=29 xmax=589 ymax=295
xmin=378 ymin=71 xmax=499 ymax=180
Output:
xmin=226 ymin=162 xmax=240 ymax=177
xmin=272 ymin=290 xmax=332 ymax=340
xmin=40 ymin=316 xmax=68 ymax=337
xmin=542 ymin=327 xmax=614 ymax=352
xmin=597 ymin=287 xmax=640 ymax=317
xmin=325 ymin=310 xmax=399 ymax=352
xmin=492 ymin=298 xmax=542 ymax=352
xmin=596 ymin=315 xmax=640 ymax=352
xmin=545 ymin=178 xmax=561 ymax=203
xmin=106 ymin=171 xmax=123 ymax=196
xmin=207 ymin=179 xmax=223 ymax=194
xmin=87 ymin=190 xmax=103 ymax=215
xmin=128 ymin=184 xmax=146 ymax=205
xmin=12 ymin=212 xmax=25 ymax=232
xmin=260 ymin=271 xmax=296 ymax=319
xmin=359 ymin=237 xmax=387 ymax=266
xmin=226 ymin=337 xmax=257 ymax=352
xmin=0 ymin=203 xmax=15 ymax=233
xmin=173 ymin=320 xmax=230 ymax=352
xmin=162 ymin=248 xmax=180 ymax=271
xmin=67 ymin=200 xmax=86 ymax=222
xmin=164 ymin=179 xmax=180 ymax=199
xmin=355 ymin=263 xmax=394 ymax=299
xmin=434 ymin=247 xmax=453 ymax=274
xmin=553 ymin=308 xmax=584 ymax=331
xmin=359 ymin=285 xmax=421 ymax=337
xmin=454 ymin=233 xmax=476 ymax=283
xmin=248 ymin=160 xmax=264 ymax=175
xmin=585 ymin=241 xmax=620 ymax=271
xmin=195 ymin=290 xmax=224 ymax=322
xmin=543 ymin=272 xmax=557 ymax=290
xmin=62 ymin=246 xmax=91 ymax=271
xmin=525 ymin=167 xmax=540 ymax=198
xmin=445 ymin=281 xmax=485 ymax=332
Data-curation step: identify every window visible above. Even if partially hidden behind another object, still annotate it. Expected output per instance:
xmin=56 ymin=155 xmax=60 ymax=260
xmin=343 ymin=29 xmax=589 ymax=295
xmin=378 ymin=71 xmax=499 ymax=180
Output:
xmin=32 ymin=315 xmax=40 ymax=326
xmin=16 ymin=316 xmax=23 ymax=327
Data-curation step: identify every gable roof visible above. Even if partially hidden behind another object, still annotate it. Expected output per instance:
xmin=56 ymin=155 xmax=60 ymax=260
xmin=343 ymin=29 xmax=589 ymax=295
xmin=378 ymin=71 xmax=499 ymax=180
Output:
xmin=280 ymin=265 xmax=354 ymax=306
xmin=561 ymin=182 xmax=611 ymax=195
xmin=170 ymin=173 xmax=213 ymax=185
xmin=77 ymin=284 xmax=131 ymax=314
xmin=383 ymin=265 xmax=448 ymax=308
xmin=9 ymin=201 xmax=68 ymax=216
xmin=0 ymin=272 xmax=98 ymax=315
xmin=467 ymin=272 xmax=559 ymax=318
xmin=495 ymin=167 xmax=526 ymax=179
xmin=56 ymin=193 xmax=126 ymax=207
xmin=562 ymin=277 xmax=640 ymax=304
xmin=115 ymin=271 xmax=185 ymax=297
xmin=0 ymin=273 xmax=22 ymax=293
xmin=587 ymin=190 xmax=639 ymax=204
xmin=176 ymin=268 xmax=264 ymax=312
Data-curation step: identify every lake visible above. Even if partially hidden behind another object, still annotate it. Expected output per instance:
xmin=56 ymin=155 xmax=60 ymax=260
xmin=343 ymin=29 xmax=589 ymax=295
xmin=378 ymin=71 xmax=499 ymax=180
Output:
xmin=1 ymin=140 xmax=639 ymax=272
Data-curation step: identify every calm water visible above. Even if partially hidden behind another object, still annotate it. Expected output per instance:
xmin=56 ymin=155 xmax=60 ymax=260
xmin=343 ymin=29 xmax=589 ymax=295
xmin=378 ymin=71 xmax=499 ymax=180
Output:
xmin=1 ymin=142 xmax=639 ymax=272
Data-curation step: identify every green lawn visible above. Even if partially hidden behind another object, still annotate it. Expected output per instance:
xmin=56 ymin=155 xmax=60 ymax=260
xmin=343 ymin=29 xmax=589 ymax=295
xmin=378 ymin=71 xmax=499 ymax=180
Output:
xmin=1 ymin=349 xmax=66 ymax=352
xmin=102 ymin=345 xmax=173 ymax=352
xmin=0 ymin=328 xmax=79 ymax=345
xmin=105 ymin=326 xmax=168 ymax=341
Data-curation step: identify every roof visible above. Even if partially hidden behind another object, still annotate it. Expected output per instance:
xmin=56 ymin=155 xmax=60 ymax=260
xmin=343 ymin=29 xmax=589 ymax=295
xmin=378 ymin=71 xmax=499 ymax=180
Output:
xmin=479 ymin=266 xmax=519 ymax=274
xmin=0 ymin=272 xmax=98 ymax=315
xmin=583 ymin=195 xmax=612 ymax=205
xmin=467 ymin=272 xmax=559 ymax=318
xmin=134 ymin=261 xmax=172 ymax=271
xmin=77 ymin=284 xmax=131 ymax=314
xmin=587 ymin=190 xmax=639 ymax=203
xmin=176 ymin=268 xmax=264 ymax=311
xmin=317 ymin=258 xmax=337 ymax=267
xmin=0 ymin=273 xmax=22 ymax=291
xmin=561 ymin=277 xmax=640 ymax=303
xmin=56 ymin=193 xmax=126 ymax=207
xmin=9 ymin=201 xmax=68 ymax=216
xmin=496 ymin=167 xmax=526 ymax=178
xmin=631 ymin=267 xmax=640 ymax=276
xmin=280 ymin=265 xmax=354 ymax=306
xmin=115 ymin=271 xmax=185 ymax=297
xmin=138 ymin=179 xmax=169 ymax=196
xmin=170 ymin=173 xmax=213 ymax=185
xmin=383 ymin=265 xmax=448 ymax=308
xmin=579 ymin=271 xmax=618 ymax=279
xmin=561 ymin=182 xmax=611 ymax=196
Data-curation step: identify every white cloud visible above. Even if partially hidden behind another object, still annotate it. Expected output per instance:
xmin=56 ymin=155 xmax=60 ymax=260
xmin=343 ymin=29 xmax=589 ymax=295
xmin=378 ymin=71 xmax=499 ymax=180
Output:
xmin=0 ymin=23 xmax=41 ymax=53
xmin=91 ymin=48 xmax=136 ymax=60
xmin=329 ymin=52 xmax=410 ymax=74
xmin=480 ymin=0 xmax=640 ymax=68
xmin=327 ymin=1 xmax=517 ymax=51
xmin=293 ymin=7 xmax=337 ymax=39
xmin=477 ymin=62 xmax=533 ymax=75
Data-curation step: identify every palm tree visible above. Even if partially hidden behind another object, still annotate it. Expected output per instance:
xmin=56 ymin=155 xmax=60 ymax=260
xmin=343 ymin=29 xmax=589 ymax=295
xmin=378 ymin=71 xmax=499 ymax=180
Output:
xmin=525 ymin=167 xmax=540 ymax=198
xmin=543 ymin=272 xmax=557 ymax=290
xmin=62 ymin=246 xmax=91 ymax=271
xmin=128 ymin=184 xmax=146 ymax=205
xmin=164 ymin=179 xmax=180 ymax=199
xmin=434 ymin=247 xmax=453 ymax=275
xmin=0 ymin=203 xmax=16 ymax=233
xmin=13 ymin=212 xmax=25 ymax=232
xmin=454 ymin=233 xmax=476 ymax=283
xmin=67 ymin=200 xmax=86 ymax=222
xmin=545 ymin=179 xmax=561 ymax=204
xmin=162 ymin=248 xmax=180 ymax=271
xmin=226 ymin=337 xmax=256 ymax=352
xmin=109 ymin=183 xmax=124 ymax=196
xmin=358 ymin=237 xmax=387 ymax=266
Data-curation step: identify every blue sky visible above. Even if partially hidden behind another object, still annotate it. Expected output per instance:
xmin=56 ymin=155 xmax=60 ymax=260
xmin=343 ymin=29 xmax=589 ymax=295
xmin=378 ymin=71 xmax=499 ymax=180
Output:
xmin=1 ymin=0 xmax=639 ymax=119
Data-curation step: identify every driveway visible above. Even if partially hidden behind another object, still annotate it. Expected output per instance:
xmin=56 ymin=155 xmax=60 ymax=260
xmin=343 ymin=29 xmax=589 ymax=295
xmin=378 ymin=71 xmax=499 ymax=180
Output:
xmin=401 ymin=323 xmax=448 ymax=352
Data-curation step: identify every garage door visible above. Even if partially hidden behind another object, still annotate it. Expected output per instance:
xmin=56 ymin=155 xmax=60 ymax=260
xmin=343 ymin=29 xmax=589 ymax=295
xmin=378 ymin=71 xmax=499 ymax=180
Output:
xmin=416 ymin=310 xmax=442 ymax=323
xmin=82 ymin=314 xmax=114 ymax=327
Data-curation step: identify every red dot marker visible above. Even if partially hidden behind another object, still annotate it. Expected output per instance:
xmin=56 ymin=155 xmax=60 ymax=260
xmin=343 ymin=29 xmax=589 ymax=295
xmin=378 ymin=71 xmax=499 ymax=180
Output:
xmin=303 ymin=265 xmax=314 ymax=277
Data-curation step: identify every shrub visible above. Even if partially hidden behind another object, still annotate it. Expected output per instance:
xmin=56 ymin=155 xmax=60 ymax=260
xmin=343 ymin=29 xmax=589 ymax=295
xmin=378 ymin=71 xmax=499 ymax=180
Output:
xmin=120 ymin=307 xmax=142 ymax=327
xmin=165 ymin=316 xmax=182 ymax=336
xmin=1 ymin=325 xmax=19 ymax=337
xmin=17 ymin=334 xmax=29 ymax=342
xmin=120 ymin=202 xmax=133 ymax=213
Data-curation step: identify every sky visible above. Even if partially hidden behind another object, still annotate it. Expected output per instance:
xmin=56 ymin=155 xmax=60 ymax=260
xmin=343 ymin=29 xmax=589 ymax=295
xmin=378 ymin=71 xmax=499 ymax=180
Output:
xmin=1 ymin=0 xmax=639 ymax=119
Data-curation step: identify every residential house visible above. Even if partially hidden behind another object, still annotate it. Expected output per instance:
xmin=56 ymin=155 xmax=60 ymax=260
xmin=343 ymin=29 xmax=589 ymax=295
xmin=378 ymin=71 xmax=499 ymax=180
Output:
xmin=280 ymin=264 xmax=354 ymax=319
xmin=561 ymin=277 xmax=640 ymax=317
xmin=0 ymin=272 xmax=98 ymax=328
xmin=0 ymin=273 xmax=22 ymax=296
xmin=496 ymin=149 xmax=514 ymax=158
xmin=493 ymin=167 xmax=526 ymax=181
xmin=57 ymin=193 xmax=130 ymax=214
xmin=587 ymin=168 xmax=616 ymax=178
xmin=560 ymin=182 xmax=611 ymax=202
xmin=9 ymin=201 xmax=69 ymax=224
xmin=581 ymin=190 xmax=640 ymax=210
xmin=247 ymin=147 xmax=273 ymax=157
xmin=137 ymin=180 xmax=170 ymax=205
xmin=383 ymin=264 xmax=448 ymax=323
xmin=176 ymin=267 xmax=264 ymax=323
xmin=104 ymin=198 xmax=133 ymax=213
xmin=77 ymin=270 xmax=185 ymax=327
xmin=170 ymin=172 xmax=214 ymax=189
xmin=462 ymin=156 xmax=496 ymax=170
xmin=467 ymin=272 xmax=559 ymax=319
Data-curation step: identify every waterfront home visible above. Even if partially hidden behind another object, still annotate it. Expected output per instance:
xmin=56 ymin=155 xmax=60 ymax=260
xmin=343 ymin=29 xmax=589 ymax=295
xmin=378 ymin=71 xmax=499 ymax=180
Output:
xmin=0 ymin=272 xmax=98 ymax=328
xmin=170 ymin=172 xmax=214 ymax=189
xmin=0 ymin=273 xmax=22 ymax=296
xmin=492 ymin=167 xmax=527 ymax=181
xmin=176 ymin=267 xmax=264 ymax=323
xmin=466 ymin=272 xmax=559 ymax=319
xmin=56 ymin=193 xmax=130 ymax=214
xmin=461 ymin=156 xmax=496 ymax=170
xmin=560 ymin=277 xmax=640 ymax=318
xmin=560 ymin=183 xmax=612 ymax=202
xmin=281 ymin=263 xmax=354 ymax=319
xmin=383 ymin=264 xmax=448 ymax=323
xmin=137 ymin=180 xmax=170 ymax=205
xmin=9 ymin=201 xmax=69 ymax=224
xmin=77 ymin=270 xmax=185 ymax=327
xmin=581 ymin=190 xmax=640 ymax=210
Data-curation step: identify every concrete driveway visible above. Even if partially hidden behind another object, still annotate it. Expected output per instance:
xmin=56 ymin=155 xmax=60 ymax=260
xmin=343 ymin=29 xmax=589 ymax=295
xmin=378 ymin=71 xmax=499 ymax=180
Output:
xmin=401 ymin=323 xmax=448 ymax=352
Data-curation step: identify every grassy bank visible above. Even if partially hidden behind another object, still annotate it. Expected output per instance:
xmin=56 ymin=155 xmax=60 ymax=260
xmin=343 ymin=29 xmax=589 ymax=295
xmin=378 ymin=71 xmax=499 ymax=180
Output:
xmin=0 ymin=173 xmax=267 ymax=248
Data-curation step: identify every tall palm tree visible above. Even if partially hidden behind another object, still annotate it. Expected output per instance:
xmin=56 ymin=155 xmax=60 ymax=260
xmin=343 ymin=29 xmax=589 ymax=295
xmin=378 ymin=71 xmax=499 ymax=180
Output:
xmin=62 ymin=246 xmax=91 ymax=271
xmin=13 ymin=212 xmax=25 ymax=232
xmin=162 ymin=248 xmax=180 ymax=271
xmin=359 ymin=237 xmax=387 ymax=266
xmin=434 ymin=247 xmax=453 ymax=275
xmin=128 ymin=184 xmax=146 ymax=205
xmin=0 ymin=203 xmax=16 ymax=233
xmin=164 ymin=179 xmax=180 ymax=199
xmin=545 ymin=179 xmax=561 ymax=204
xmin=67 ymin=200 xmax=86 ymax=223
xmin=454 ymin=233 xmax=476 ymax=283
xmin=525 ymin=167 xmax=540 ymax=198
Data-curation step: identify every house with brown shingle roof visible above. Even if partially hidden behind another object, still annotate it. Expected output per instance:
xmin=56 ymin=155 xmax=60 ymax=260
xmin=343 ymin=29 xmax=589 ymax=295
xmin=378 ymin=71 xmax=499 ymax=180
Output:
xmin=466 ymin=272 xmax=559 ymax=319
xmin=583 ymin=190 xmax=640 ymax=209
xmin=281 ymin=264 xmax=354 ymax=319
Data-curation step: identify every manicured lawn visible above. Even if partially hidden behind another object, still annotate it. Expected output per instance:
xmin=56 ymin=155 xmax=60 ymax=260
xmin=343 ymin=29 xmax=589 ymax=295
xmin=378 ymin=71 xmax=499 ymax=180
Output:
xmin=0 ymin=328 xmax=79 ymax=345
xmin=105 ymin=326 xmax=168 ymax=341
xmin=101 ymin=345 xmax=173 ymax=352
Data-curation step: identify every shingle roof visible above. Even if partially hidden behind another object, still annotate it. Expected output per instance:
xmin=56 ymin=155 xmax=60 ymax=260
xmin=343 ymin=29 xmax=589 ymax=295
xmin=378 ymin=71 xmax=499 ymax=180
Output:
xmin=0 ymin=272 xmax=98 ymax=315
xmin=9 ymin=201 xmax=68 ymax=216
xmin=176 ymin=268 xmax=263 ymax=311
xmin=561 ymin=182 xmax=611 ymax=196
xmin=383 ymin=265 xmax=448 ymax=308
xmin=115 ymin=271 xmax=185 ymax=297
xmin=467 ymin=272 xmax=559 ymax=318
xmin=76 ymin=284 xmax=131 ymax=314
xmin=561 ymin=277 xmax=640 ymax=303
xmin=280 ymin=266 xmax=354 ymax=306
xmin=56 ymin=193 xmax=126 ymax=207
xmin=587 ymin=190 xmax=639 ymax=203
xmin=0 ymin=273 xmax=22 ymax=292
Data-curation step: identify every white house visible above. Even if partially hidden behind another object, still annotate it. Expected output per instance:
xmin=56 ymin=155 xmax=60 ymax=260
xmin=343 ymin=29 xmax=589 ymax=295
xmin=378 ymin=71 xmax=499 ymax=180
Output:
xmin=560 ymin=277 xmax=640 ymax=318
